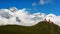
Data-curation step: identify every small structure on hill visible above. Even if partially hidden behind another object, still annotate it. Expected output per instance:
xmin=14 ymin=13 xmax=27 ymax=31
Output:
xmin=44 ymin=18 xmax=52 ymax=23
xmin=45 ymin=18 xmax=47 ymax=22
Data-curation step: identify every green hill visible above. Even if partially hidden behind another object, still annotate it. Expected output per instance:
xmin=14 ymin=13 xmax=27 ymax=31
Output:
xmin=0 ymin=21 xmax=60 ymax=34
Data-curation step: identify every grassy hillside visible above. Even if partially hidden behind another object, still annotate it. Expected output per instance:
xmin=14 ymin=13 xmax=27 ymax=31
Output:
xmin=0 ymin=21 xmax=60 ymax=34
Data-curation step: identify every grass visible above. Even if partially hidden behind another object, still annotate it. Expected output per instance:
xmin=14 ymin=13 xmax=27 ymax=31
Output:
xmin=0 ymin=21 xmax=60 ymax=34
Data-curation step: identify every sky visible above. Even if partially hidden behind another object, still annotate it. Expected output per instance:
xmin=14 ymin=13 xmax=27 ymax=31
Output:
xmin=0 ymin=0 xmax=60 ymax=15
xmin=0 ymin=0 xmax=60 ymax=26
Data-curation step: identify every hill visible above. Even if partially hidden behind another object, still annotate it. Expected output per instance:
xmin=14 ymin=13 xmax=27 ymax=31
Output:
xmin=0 ymin=21 xmax=60 ymax=34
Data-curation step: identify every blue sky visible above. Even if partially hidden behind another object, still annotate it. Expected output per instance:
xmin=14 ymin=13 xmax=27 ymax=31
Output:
xmin=0 ymin=0 xmax=60 ymax=15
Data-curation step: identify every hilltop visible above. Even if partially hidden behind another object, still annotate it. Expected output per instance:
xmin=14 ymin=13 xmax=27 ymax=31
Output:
xmin=0 ymin=21 xmax=60 ymax=34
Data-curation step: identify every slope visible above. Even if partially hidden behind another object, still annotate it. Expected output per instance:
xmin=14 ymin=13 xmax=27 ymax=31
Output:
xmin=0 ymin=21 xmax=60 ymax=34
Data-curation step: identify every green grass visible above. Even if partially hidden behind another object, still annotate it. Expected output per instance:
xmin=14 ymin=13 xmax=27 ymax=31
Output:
xmin=0 ymin=21 xmax=60 ymax=34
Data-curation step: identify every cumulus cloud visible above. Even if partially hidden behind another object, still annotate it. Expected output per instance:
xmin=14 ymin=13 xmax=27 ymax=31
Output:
xmin=39 ymin=0 xmax=52 ymax=5
xmin=0 ymin=7 xmax=60 ymax=26
xmin=0 ymin=7 xmax=45 ymax=26
xmin=45 ymin=14 xmax=60 ymax=26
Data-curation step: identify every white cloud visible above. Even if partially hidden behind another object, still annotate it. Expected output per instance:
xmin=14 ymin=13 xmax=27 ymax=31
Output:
xmin=0 ymin=7 xmax=60 ymax=26
xmin=39 ymin=0 xmax=52 ymax=5
xmin=32 ymin=2 xmax=37 ymax=6
xmin=40 ymin=0 xmax=45 ymax=5
xmin=45 ymin=14 xmax=60 ymax=26
xmin=0 ymin=7 xmax=45 ymax=26
xmin=32 ymin=0 xmax=52 ymax=6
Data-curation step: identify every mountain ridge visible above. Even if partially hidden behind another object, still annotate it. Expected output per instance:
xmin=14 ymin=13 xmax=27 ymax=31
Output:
xmin=0 ymin=21 xmax=60 ymax=34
